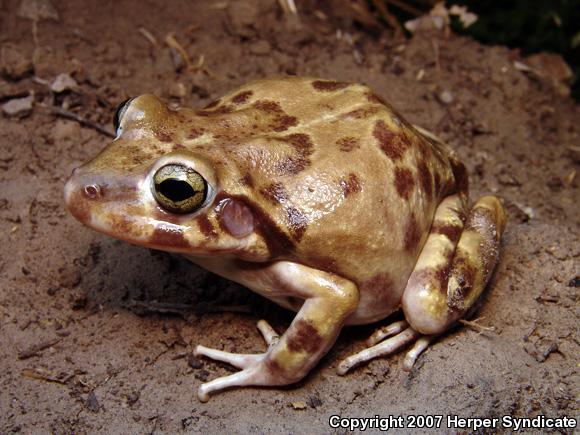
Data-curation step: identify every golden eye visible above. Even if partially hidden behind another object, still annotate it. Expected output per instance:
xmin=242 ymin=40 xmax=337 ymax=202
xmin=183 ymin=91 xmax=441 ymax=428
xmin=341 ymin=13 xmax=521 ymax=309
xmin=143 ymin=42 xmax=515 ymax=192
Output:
xmin=153 ymin=164 xmax=207 ymax=214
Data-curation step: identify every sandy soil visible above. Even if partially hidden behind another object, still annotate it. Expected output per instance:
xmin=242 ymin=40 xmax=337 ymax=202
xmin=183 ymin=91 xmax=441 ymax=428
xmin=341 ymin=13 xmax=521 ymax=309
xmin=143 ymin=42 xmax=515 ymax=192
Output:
xmin=1 ymin=0 xmax=578 ymax=433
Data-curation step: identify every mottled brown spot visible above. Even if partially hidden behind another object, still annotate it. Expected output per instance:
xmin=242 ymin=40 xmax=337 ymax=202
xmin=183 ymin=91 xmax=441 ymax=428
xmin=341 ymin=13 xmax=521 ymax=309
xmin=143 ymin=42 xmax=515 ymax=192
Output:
xmin=203 ymin=99 xmax=220 ymax=109
xmin=196 ymin=104 xmax=234 ymax=116
xmin=253 ymin=100 xmax=298 ymax=132
xmin=286 ymin=133 xmax=313 ymax=154
xmin=240 ymin=173 xmax=254 ymax=187
xmin=404 ymin=214 xmax=421 ymax=252
xmin=276 ymin=156 xmax=309 ymax=175
xmin=417 ymin=159 xmax=433 ymax=200
xmin=311 ymin=80 xmax=350 ymax=91
xmin=260 ymin=182 xmax=289 ymax=204
xmin=394 ymin=167 xmax=415 ymax=199
xmin=340 ymin=173 xmax=361 ymax=197
xmin=285 ymin=206 xmax=308 ymax=242
xmin=431 ymin=222 xmax=462 ymax=244
xmin=286 ymin=319 xmax=322 ymax=354
xmin=197 ymin=215 xmax=218 ymax=239
xmin=154 ymin=130 xmax=172 ymax=143
xmin=188 ymin=127 xmax=204 ymax=140
xmin=366 ymin=92 xmax=387 ymax=106
xmin=373 ymin=120 xmax=409 ymax=160
xmin=448 ymin=258 xmax=477 ymax=309
xmin=276 ymin=133 xmax=314 ymax=175
xmin=231 ymin=90 xmax=253 ymax=104
xmin=337 ymin=136 xmax=360 ymax=152
xmin=254 ymin=100 xmax=283 ymax=113
xmin=150 ymin=223 xmax=188 ymax=248
xmin=343 ymin=106 xmax=380 ymax=119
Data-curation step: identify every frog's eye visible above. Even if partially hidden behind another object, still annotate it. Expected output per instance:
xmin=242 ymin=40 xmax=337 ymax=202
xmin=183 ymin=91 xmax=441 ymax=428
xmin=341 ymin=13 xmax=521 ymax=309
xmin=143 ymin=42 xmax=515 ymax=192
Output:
xmin=153 ymin=164 xmax=208 ymax=214
xmin=113 ymin=98 xmax=134 ymax=136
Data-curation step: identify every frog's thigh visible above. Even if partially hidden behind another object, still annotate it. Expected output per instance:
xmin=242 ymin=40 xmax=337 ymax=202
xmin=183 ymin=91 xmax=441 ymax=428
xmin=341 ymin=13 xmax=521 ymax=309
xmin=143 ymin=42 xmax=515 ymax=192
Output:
xmin=403 ymin=195 xmax=507 ymax=335
xmin=194 ymin=262 xmax=359 ymax=402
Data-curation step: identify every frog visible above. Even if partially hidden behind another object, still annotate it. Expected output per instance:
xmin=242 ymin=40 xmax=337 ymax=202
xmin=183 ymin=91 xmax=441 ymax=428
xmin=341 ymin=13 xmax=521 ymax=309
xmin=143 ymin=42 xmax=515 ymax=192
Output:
xmin=64 ymin=77 xmax=506 ymax=402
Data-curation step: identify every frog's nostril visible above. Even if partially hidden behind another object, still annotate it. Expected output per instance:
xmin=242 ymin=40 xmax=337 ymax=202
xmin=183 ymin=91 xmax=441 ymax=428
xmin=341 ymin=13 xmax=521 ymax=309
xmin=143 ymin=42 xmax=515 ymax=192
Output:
xmin=83 ymin=184 xmax=100 ymax=199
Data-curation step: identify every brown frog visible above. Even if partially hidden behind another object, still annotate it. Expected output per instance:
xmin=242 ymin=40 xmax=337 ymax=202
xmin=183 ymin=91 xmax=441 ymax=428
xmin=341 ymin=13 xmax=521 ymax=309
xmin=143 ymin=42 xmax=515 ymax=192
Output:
xmin=64 ymin=77 xmax=506 ymax=402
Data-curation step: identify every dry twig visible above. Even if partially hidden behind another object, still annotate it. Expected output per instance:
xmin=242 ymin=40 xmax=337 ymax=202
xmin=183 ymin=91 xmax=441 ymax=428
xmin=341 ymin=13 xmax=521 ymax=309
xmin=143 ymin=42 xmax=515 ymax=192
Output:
xmin=39 ymin=103 xmax=115 ymax=137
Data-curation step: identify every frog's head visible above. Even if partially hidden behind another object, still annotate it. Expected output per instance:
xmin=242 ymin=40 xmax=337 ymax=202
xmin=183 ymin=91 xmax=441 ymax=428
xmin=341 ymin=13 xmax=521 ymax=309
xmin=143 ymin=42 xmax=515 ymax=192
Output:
xmin=64 ymin=95 xmax=268 ymax=259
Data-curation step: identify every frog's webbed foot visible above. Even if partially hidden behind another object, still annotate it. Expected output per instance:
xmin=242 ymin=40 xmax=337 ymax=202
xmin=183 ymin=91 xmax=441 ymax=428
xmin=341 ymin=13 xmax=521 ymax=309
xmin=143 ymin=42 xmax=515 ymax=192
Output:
xmin=337 ymin=321 xmax=433 ymax=375
xmin=193 ymin=261 xmax=359 ymax=402
xmin=193 ymin=320 xmax=280 ymax=402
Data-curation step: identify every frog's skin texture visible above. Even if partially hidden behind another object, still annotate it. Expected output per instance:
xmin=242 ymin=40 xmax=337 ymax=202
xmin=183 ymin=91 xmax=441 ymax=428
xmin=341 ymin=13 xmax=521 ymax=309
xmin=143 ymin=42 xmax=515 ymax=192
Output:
xmin=64 ymin=77 xmax=507 ymax=402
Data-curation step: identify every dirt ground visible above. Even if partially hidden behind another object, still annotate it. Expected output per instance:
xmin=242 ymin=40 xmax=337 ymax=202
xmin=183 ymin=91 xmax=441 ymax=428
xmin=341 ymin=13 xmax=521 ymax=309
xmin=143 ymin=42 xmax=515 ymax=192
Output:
xmin=1 ymin=0 xmax=578 ymax=433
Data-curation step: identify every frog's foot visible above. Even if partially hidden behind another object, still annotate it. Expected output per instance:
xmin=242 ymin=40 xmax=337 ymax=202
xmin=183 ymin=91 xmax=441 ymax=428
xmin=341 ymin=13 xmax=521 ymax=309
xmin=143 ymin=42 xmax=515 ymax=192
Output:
xmin=194 ymin=320 xmax=281 ymax=402
xmin=194 ymin=320 xmax=279 ymax=371
xmin=193 ymin=261 xmax=359 ymax=402
xmin=336 ymin=322 xmax=433 ymax=375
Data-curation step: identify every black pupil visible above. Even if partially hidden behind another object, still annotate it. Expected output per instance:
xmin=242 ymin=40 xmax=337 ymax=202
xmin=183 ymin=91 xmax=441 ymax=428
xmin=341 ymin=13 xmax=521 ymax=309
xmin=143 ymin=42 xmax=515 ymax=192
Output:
xmin=157 ymin=179 xmax=194 ymax=202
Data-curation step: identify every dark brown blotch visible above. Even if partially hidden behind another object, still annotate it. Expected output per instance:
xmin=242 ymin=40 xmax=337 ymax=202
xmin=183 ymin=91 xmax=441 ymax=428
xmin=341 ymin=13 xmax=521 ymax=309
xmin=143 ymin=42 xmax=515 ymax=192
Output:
xmin=394 ymin=167 xmax=415 ymax=199
xmin=253 ymin=100 xmax=298 ymax=132
xmin=404 ymin=213 xmax=421 ymax=252
xmin=276 ymin=133 xmax=314 ymax=175
xmin=311 ymin=80 xmax=350 ymax=92
xmin=337 ymin=136 xmax=360 ymax=152
xmin=196 ymin=104 xmax=234 ymax=116
xmin=188 ymin=126 xmax=205 ymax=140
xmin=276 ymin=156 xmax=309 ymax=175
xmin=343 ymin=106 xmax=380 ymax=119
xmin=203 ymin=99 xmax=221 ymax=109
xmin=231 ymin=90 xmax=253 ymax=104
xmin=286 ymin=319 xmax=323 ymax=354
xmin=417 ymin=160 xmax=433 ymax=200
xmin=340 ymin=173 xmax=362 ymax=197
xmin=431 ymin=222 xmax=462 ymax=244
xmin=366 ymin=92 xmax=387 ymax=106
xmin=260 ymin=182 xmax=289 ymax=204
xmin=196 ymin=215 xmax=218 ymax=239
xmin=285 ymin=206 xmax=308 ymax=242
xmin=154 ymin=129 xmax=173 ymax=143
xmin=150 ymin=224 xmax=189 ymax=248
xmin=240 ymin=173 xmax=254 ymax=188
xmin=373 ymin=120 xmax=409 ymax=160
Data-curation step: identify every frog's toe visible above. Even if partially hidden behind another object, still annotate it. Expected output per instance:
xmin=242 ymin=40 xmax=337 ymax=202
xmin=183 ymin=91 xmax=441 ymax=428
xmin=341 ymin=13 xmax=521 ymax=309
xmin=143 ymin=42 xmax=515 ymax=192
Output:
xmin=366 ymin=320 xmax=409 ymax=346
xmin=256 ymin=319 xmax=280 ymax=347
xmin=193 ymin=345 xmax=262 ymax=369
xmin=337 ymin=326 xmax=421 ymax=375
xmin=196 ymin=364 xmax=265 ymax=402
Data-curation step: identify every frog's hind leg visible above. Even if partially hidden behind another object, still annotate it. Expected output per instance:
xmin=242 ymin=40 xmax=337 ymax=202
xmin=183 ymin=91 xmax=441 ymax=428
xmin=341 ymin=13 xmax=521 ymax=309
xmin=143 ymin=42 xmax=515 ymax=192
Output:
xmin=337 ymin=194 xmax=506 ymax=374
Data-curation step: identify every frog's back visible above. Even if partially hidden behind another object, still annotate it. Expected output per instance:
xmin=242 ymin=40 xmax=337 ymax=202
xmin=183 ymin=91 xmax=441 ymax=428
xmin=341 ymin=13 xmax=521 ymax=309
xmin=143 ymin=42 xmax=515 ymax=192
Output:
xmin=184 ymin=77 xmax=460 ymax=320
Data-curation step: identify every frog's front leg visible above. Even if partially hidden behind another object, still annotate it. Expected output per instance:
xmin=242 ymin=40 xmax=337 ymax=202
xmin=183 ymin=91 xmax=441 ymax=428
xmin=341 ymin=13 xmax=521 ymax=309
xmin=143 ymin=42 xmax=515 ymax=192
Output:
xmin=194 ymin=261 xmax=359 ymax=402
xmin=338 ymin=194 xmax=506 ymax=374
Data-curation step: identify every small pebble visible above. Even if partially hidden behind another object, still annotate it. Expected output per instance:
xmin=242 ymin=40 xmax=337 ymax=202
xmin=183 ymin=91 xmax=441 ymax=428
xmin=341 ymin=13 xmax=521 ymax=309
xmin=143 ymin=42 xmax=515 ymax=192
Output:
xmin=438 ymin=90 xmax=454 ymax=105
xmin=50 ymin=73 xmax=77 ymax=93
xmin=2 ymin=94 xmax=34 ymax=117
